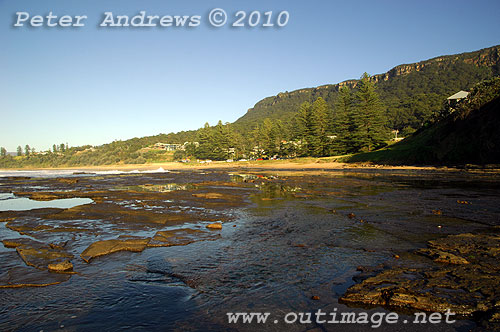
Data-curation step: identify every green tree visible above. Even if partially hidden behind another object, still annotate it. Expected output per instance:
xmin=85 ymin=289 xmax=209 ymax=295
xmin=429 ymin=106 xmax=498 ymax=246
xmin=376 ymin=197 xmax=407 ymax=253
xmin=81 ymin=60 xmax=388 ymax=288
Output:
xmin=196 ymin=122 xmax=215 ymax=160
xmin=350 ymin=73 xmax=389 ymax=152
xmin=295 ymin=102 xmax=311 ymax=138
xmin=25 ymin=145 xmax=31 ymax=157
xmin=60 ymin=143 xmax=65 ymax=153
xmin=53 ymin=144 xmax=57 ymax=153
xmin=294 ymin=101 xmax=315 ymax=156
xmin=210 ymin=121 xmax=228 ymax=160
xmin=332 ymin=86 xmax=352 ymax=154
xmin=311 ymin=97 xmax=330 ymax=156
xmin=253 ymin=118 xmax=282 ymax=157
xmin=0 ymin=147 xmax=6 ymax=157
xmin=184 ymin=142 xmax=197 ymax=158
xmin=293 ymin=98 xmax=331 ymax=157
xmin=17 ymin=146 xmax=22 ymax=156
xmin=250 ymin=124 xmax=263 ymax=156
xmin=270 ymin=119 xmax=285 ymax=157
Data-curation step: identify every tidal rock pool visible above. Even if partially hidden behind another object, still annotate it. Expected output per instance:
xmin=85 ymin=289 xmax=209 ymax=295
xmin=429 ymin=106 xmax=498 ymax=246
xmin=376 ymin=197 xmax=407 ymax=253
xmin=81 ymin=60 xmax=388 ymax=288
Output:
xmin=0 ymin=193 xmax=93 ymax=212
xmin=0 ymin=168 xmax=499 ymax=331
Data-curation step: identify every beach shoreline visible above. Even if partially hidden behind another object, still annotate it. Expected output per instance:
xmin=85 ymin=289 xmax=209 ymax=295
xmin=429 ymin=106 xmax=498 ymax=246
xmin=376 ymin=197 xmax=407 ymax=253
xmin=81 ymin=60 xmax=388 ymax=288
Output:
xmin=2 ymin=159 xmax=496 ymax=173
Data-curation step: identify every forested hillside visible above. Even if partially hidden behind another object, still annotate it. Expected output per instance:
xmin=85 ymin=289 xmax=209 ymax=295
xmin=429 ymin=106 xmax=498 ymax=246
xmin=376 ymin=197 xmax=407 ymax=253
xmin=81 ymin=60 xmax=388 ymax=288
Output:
xmin=0 ymin=131 xmax=197 ymax=168
xmin=234 ymin=45 xmax=500 ymax=136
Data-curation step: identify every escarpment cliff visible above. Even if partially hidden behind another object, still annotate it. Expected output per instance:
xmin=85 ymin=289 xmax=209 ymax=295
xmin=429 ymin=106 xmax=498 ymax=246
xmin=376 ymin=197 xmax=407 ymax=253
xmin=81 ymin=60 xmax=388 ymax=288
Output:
xmin=235 ymin=45 xmax=500 ymax=134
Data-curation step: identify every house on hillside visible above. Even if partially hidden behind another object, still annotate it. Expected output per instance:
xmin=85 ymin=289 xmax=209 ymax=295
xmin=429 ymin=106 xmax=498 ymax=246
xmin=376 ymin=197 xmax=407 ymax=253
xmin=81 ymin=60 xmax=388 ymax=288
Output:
xmin=447 ymin=90 xmax=469 ymax=108
xmin=153 ymin=143 xmax=182 ymax=151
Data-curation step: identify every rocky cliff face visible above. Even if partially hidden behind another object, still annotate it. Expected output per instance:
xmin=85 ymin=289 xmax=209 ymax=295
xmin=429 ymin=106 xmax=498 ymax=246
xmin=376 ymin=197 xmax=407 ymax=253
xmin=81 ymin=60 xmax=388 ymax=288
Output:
xmin=372 ymin=45 xmax=500 ymax=83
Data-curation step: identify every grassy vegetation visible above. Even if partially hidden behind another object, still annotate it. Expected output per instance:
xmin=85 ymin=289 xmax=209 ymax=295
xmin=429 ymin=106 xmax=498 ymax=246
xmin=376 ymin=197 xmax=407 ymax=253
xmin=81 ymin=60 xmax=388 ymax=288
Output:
xmin=347 ymin=126 xmax=440 ymax=164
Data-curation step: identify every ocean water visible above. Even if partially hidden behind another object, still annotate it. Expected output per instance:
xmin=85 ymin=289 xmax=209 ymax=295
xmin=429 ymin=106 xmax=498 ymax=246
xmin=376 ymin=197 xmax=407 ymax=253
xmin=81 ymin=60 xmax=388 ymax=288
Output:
xmin=0 ymin=167 xmax=169 ymax=178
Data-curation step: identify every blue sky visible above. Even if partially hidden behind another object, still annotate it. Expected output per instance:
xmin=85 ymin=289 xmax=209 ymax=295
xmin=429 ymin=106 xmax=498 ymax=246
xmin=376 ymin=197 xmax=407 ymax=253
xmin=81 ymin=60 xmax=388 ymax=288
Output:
xmin=1 ymin=0 xmax=499 ymax=151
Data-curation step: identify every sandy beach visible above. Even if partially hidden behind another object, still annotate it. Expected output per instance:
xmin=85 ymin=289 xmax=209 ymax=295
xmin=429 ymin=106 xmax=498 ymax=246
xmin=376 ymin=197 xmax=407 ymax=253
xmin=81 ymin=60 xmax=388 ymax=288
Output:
xmin=2 ymin=159 xmax=489 ymax=173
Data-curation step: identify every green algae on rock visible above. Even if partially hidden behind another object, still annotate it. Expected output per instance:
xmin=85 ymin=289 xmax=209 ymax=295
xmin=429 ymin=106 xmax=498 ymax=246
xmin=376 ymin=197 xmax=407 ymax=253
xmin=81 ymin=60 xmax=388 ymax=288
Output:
xmin=3 ymin=238 xmax=74 ymax=271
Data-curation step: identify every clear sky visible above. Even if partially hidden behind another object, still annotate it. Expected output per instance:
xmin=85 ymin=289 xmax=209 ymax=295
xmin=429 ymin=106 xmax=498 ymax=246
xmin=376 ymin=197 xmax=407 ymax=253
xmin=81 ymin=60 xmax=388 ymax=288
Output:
xmin=1 ymin=0 xmax=499 ymax=152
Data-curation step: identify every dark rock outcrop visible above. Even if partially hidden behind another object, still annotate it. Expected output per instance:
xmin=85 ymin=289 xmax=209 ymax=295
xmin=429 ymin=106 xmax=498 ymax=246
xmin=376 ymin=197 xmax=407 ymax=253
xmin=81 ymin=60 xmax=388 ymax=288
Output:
xmin=0 ymin=266 xmax=71 ymax=288
xmin=341 ymin=232 xmax=500 ymax=329
xmin=148 ymin=228 xmax=219 ymax=247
